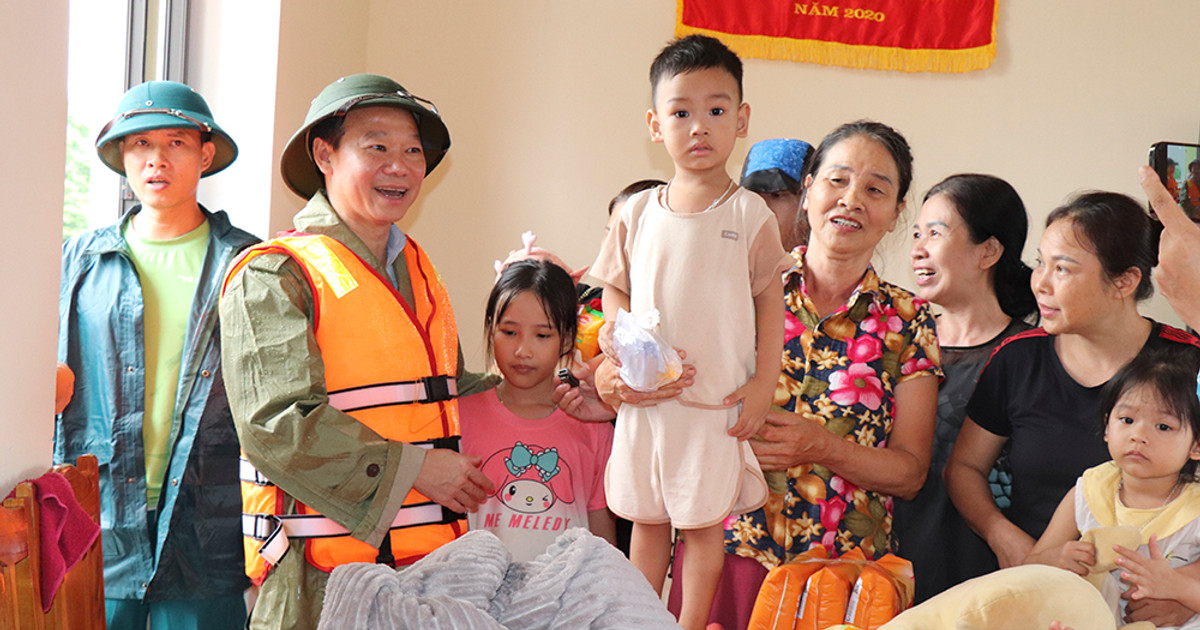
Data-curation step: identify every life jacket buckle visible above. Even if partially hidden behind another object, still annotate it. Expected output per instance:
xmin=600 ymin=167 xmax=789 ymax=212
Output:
xmin=243 ymin=513 xmax=282 ymax=540
xmin=421 ymin=375 xmax=454 ymax=402
xmin=429 ymin=435 xmax=461 ymax=452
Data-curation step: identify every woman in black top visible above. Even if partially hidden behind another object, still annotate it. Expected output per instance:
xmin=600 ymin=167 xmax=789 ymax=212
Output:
xmin=945 ymin=192 xmax=1200 ymax=579
xmin=896 ymin=174 xmax=1037 ymax=602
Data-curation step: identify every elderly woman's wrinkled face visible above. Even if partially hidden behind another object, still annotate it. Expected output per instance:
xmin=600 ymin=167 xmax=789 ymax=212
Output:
xmin=803 ymin=135 xmax=903 ymax=259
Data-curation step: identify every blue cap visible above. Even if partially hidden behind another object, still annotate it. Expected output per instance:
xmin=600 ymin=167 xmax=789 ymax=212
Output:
xmin=740 ymin=138 xmax=813 ymax=194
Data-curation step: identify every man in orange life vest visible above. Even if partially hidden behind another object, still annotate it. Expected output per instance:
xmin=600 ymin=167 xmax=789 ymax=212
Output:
xmin=220 ymin=74 xmax=497 ymax=630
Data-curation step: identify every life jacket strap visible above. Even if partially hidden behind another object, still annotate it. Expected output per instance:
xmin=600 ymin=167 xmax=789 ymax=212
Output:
xmin=327 ymin=375 xmax=458 ymax=412
xmin=242 ymin=502 xmax=454 ymax=566
xmin=239 ymin=457 xmax=273 ymax=485
xmin=240 ymin=436 xmax=464 ymax=566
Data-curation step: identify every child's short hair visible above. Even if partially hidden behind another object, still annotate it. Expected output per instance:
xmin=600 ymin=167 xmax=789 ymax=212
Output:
xmin=484 ymin=259 xmax=579 ymax=362
xmin=649 ymin=34 xmax=743 ymax=104
xmin=1100 ymin=345 xmax=1200 ymax=482
xmin=608 ymin=179 xmax=666 ymax=216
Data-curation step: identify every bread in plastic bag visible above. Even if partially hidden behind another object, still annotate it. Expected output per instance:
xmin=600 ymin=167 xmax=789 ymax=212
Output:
xmin=612 ymin=308 xmax=683 ymax=392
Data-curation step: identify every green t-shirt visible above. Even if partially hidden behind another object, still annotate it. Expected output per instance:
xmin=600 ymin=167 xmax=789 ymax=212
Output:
xmin=124 ymin=218 xmax=209 ymax=508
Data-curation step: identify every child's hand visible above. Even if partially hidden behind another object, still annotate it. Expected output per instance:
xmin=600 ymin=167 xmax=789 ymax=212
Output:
xmin=594 ymin=350 xmax=696 ymax=408
xmin=724 ymin=376 xmax=774 ymax=440
xmin=1117 ymin=536 xmax=1183 ymax=602
xmin=1042 ymin=540 xmax=1097 ymax=577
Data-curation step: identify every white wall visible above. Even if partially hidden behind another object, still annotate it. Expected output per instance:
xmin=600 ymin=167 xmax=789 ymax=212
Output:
xmin=268 ymin=0 xmax=373 ymax=233
xmin=191 ymin=0 xmax=373 ymax=241
xmin=191 ymin=0 xmax=283 ymax=240
xmin=367 ymin=2 xmax=681 ymax=371
xmin=363 ymin=1 xmax=1200 ymax=369
xmin=0 ymin=3 xmax=68 ymax=490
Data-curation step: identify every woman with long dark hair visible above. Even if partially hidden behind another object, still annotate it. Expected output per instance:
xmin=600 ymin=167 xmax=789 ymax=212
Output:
xmin=896 ymin=173 xmax=1037 ymax=602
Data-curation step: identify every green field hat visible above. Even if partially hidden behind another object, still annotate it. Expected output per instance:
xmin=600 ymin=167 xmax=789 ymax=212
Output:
xmin=280 ymin=74 xmax=451 ymax=199
xmin=95 ymin=81 xmax=237 ymax=177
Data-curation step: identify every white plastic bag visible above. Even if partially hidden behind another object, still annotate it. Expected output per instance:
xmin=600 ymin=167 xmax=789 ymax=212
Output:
xmin=612 ymin=308 xmax=683 ymax=392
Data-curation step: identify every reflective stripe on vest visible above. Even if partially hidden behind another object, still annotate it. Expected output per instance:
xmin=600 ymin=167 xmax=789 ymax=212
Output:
xmin=235 ymin=435 xmax=462 ymax=566
xmin=226 ymin=233 xmax=463 ymax=581
xmin=328 ymin=375 xmax=458 ymax=412
xmin=237 ymin=440 xmax=462 ymax=568
xmin=241 ymin=502 xmax=450 ymax=566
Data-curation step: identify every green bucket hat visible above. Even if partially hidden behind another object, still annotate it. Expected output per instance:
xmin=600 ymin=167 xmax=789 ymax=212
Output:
xmin=95 ymin=81 xmax=237 ymax=177
xmin=280 ymin=74 xmax=451 ymax=199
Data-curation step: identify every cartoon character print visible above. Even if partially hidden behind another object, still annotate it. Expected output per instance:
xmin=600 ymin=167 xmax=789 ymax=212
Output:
xmin=481 ymin=442 xmax=575 ymax=514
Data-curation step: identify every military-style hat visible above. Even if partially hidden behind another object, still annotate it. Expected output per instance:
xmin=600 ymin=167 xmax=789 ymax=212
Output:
xmin=95 ymin=81 xmax=237 ymax=177
xmin=280 ymin=74 xmax=451 ymax=199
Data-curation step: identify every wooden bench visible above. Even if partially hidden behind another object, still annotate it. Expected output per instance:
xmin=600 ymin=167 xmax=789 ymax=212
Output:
xmin=0 ymin=454 xmax=104 ymax=629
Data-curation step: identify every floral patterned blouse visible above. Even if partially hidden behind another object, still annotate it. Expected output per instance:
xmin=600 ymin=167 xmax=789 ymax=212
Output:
xmin=726 ymin=249 xmax=942 ymax=568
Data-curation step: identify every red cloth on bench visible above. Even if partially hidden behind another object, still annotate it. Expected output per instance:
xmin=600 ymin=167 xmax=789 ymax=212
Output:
xmin=6 ymin=471 xmax=99 ymax=611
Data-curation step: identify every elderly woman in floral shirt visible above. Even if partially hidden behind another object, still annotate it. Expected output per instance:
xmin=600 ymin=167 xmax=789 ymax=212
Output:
xmin=689 ymin=121 xmax=941 ymax=630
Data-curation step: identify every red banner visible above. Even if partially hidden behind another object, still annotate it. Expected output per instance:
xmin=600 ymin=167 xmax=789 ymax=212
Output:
xmin=677 ymin=0 xmax=997 ymax=73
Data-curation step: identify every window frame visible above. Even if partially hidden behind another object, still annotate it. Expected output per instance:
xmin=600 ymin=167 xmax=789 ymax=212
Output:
xmin=118 ymin=0 xmax=191 ymax=216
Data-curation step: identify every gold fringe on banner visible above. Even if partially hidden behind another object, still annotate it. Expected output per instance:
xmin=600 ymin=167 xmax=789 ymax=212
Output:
xmin=676 ymin=2 xmax=997 ymax=73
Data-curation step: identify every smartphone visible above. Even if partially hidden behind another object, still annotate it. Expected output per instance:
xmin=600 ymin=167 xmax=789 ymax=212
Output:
xmin=1149 ymin=141 xmax=1200 ymax=189
xmin=1150 ymin=141 xmax=1200 ymax=220
xmin=556 ymin=368 xmax=580 ymax=388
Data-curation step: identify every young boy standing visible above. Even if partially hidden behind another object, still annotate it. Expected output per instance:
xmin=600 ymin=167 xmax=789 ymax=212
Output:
xmin=589 ymin=35 xmax=789 ymax=629
xmin=57 ymin=81 xmax=256 ymax=629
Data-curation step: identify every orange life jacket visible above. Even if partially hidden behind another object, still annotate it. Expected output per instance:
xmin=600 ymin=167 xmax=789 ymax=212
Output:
xmin=225 ymin=233 xmax=463 ymax=582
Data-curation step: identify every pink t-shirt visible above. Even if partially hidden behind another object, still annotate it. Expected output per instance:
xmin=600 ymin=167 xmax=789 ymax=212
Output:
xmin=459 ymin=389 xmax=614 ymax=561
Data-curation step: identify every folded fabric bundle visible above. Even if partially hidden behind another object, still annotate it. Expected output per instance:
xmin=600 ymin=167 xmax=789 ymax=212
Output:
xmin=318 ymin=527 xmax=511 ymax=630
xmin=319 ymin=528 xmax=680 ymax=629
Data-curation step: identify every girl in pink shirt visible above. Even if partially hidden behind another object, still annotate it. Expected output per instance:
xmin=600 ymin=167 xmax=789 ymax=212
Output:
xmin=460 ymin=259 xmax=616 ymax=561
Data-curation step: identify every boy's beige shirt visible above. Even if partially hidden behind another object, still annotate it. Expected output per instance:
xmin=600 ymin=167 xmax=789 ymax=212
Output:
xmin=590 ymin=185 xmax=790 ymax=405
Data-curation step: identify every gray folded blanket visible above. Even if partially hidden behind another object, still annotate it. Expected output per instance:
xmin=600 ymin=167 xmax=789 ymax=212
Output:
xmin=318 ymin=528 xmax=681 ymax=630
